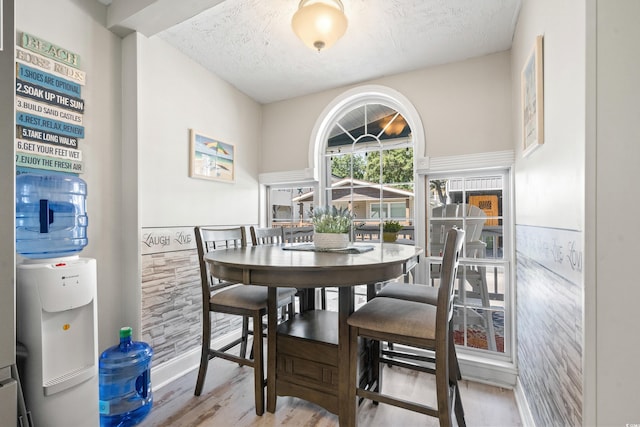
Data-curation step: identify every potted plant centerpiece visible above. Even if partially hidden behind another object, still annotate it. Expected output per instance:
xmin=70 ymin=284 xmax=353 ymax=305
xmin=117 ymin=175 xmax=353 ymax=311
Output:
xmin=310 ymin=206 xmax=353 ymax=249
xmin=383 ymin=220 xmax=403 ymax=243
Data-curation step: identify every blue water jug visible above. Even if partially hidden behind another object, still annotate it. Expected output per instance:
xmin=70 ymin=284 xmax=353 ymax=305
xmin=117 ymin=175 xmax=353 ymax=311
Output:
xmin=99 ymin=327 xmax=153 ymax=427
xmin=16 ymin=173 xmax=88 ymax=258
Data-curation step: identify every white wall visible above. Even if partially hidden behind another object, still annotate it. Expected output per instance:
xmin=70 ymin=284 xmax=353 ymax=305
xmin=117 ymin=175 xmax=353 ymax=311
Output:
xmin=592 ymin=1 xmax=640 ymax=424
xmin=16 ymin=0 xmax=124 ymax=352
xmin=512 ymin=0 xmax=585 ymax=231
xmin=136 ymin=35 xmax=262 ymax=227
xmin=261 ymin=50 xmax=513 ymax=173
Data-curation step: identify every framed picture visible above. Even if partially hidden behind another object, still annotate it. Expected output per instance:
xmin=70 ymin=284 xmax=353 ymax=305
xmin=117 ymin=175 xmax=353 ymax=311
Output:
xmin=189 ymin=129 xmax=235 ymax=183
xmin=521 ymin=35 xmax=544 ymax=157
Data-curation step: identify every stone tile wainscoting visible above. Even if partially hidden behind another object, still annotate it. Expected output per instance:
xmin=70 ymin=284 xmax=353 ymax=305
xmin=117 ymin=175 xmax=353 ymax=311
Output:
xmin=516 ymin=225 xmax=583 ymax=426
xmin=140 ymin=226 xmax=244 ymax=369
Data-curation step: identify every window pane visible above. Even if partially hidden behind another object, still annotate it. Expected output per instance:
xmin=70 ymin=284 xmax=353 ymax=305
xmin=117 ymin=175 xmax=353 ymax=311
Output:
xmin=389 ymin=202 xmax=406 ymax=219
xmin=379 ymin=148 xmax=414 ymax=185
xmin=269 ymin=186 xmax=314 ymax=226
xmin=427 ymin=170 xmax=509 ymax=356
xmin=330 ymin=153 xmax=366 ymax=179
xmin=370 ymin=203 xmax=382 ymax=218
xmin=465 ymin=176 xmax=503 ymax=260
xmin=324 ymin=103 xmax=414 ymax=233
xmin=428 ymin=175 xmax=504 ymax=260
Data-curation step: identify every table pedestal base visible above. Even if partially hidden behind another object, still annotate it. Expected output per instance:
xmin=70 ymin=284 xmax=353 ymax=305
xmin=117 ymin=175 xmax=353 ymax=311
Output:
xmin=274 ymin=309 xmax=373 ymax=416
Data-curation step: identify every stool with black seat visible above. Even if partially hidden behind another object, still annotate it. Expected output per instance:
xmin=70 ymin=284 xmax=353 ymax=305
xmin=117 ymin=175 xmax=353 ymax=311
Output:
xmin=347 ymin=227 xmax=466 ymax=427
xmin=193 ymin=226 xmax=297 ymax=415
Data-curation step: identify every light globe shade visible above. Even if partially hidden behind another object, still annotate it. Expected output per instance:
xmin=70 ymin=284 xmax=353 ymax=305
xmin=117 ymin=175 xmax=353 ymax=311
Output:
xmin=291 ymin=0 xmax=348 ymax=52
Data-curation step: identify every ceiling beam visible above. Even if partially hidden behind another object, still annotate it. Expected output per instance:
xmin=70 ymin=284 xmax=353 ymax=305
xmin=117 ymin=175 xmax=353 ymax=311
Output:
xmin=106 ymin=0 xmax=226 ymax=38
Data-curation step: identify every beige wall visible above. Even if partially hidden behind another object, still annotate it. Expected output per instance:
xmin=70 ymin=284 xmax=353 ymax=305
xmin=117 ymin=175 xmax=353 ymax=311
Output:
xmin=136 ymin=36 xmax=263 ymax=227
xmin=261 ymin=50 xmax=513 ymax=173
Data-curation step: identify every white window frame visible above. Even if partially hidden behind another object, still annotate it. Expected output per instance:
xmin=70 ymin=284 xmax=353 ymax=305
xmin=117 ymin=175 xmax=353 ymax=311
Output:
xmin=419 ymin=150 xmax=517 ymax=384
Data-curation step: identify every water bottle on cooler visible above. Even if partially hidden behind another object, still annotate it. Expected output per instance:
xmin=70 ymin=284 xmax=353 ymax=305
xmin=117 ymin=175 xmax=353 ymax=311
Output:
xmin=15 ymin=173 xmax=88 ymax=258
xmin=99 ymin=327 xmax=153 ymax=427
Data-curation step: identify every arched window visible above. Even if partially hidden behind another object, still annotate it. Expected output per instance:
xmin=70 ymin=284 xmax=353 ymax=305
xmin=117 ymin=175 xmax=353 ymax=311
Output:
xmin=324 ymin=104 xmax=414 ymax=230
xmin=309 ymin=85 xmax=425 ymax=249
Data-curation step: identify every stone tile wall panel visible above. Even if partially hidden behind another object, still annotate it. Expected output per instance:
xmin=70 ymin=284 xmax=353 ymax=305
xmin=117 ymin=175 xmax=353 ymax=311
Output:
xmin=516 ymin=225 xmax=583 ymax=427
xmin=141 ymin=246 xmax=241 ymax=365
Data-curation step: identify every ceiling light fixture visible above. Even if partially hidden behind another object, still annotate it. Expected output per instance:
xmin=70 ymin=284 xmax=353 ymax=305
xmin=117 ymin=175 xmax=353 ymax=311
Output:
xmin=291 ymin=0 xmax=348 ymax=52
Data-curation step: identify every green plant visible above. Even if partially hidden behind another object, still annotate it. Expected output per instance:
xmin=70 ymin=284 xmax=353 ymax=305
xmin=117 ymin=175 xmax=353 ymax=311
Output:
xmin=310 ymin=206 xmax=353 ymax=233
xmin=383 ymin=220 xmax=403 ymax=233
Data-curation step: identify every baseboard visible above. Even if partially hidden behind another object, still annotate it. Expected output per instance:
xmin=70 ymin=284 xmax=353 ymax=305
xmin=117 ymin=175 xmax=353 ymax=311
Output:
xmin=384 ymin=344 xmax=517 ymax=389
xmin=514 ymin=377 xmax=535 ymax=427
xmin=458 ymin=355 xmax=518 ymax=389
xmin=151 ymin=329 xmax=242 ymax=391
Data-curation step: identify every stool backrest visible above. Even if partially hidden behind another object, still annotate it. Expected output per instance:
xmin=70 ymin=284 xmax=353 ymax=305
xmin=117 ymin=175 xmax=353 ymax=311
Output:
xmin=437 ymin=227 xmax=465 ymax=331
xmin=194 ymin=226 xmax=246 ymax=293
xmin=284 ymin=226 xmax=314 ymax=243
xmin=250 ymin=226 xmax=285 ymax=246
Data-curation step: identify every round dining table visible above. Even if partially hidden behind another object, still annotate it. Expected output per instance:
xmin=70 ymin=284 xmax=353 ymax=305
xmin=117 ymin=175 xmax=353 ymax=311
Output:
xmin=204 ymin=242 xmax=422 ymax=426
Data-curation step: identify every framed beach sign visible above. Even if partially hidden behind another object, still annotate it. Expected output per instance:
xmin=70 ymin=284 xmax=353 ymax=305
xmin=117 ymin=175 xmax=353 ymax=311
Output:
xmin=189 ymin=129 xmax=235 ymax=183
xmin=521 ymin=35 xmax=544 ymax=157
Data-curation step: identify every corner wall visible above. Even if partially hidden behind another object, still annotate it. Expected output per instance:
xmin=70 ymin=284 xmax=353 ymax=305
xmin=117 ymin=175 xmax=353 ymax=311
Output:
xmin=511 ymin=0 xmax=586 ymax=425
xmin=16 ymin=0 xmax=125 ymax=352
xmin=126 ymin=34 xmax=263 ymax=371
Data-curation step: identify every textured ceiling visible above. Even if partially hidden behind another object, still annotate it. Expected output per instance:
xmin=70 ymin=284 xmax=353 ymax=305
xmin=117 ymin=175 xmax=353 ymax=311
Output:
xmin=106 ymin=0 xmax=522 ymax=104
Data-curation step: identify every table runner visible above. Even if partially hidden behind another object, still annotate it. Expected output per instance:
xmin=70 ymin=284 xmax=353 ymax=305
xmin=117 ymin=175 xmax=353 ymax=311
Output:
xmin=283 ymin=243 xmax=374 ymax=254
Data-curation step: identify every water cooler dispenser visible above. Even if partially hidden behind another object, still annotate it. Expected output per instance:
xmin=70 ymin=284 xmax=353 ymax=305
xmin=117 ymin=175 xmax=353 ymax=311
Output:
xmin=17 ymin=258 xmax=99 ymax=426
xmin=15 ymin=173 xmax=99 ymax=426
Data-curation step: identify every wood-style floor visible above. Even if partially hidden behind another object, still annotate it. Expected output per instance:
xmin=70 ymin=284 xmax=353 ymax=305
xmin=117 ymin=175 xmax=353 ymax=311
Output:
xmin=140 ymin=355 xmax=522 ymax=427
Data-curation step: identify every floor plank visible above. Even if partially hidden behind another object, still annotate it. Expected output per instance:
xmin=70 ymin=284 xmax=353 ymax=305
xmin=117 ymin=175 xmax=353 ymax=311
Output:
xmin=140 ymin=355 xmax=522 ymax=427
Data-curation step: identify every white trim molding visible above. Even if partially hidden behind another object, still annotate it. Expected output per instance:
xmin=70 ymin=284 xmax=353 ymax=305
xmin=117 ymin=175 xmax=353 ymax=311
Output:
xmin=515 ymin=377 xmax=536 ymax=427
xmin=417 ymin=150 xmax=515 ymax=175
xmin=307 ymin=84 xmax=426 ymax=196
xmin=389 ymin=344 xmax=517 ymax=388
xmin=258 ymin=168 xmax=315 ymax=185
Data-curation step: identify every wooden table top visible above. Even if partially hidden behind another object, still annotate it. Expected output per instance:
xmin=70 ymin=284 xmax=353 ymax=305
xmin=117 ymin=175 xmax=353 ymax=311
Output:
xmin=204 ymin=242 xmax=423 ymax=288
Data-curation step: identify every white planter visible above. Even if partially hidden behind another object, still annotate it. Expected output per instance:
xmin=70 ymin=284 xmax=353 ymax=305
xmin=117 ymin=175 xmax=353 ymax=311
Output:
xmin=314 ymin=232 xmax=350 ymax=250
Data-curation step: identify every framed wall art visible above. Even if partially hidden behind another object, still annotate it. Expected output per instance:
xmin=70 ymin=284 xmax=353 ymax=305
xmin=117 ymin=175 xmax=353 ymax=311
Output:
xmin=189 ymin=129 xmax=235 ymax=183
xmin=521 ymin=35 xmax=544 ymax=157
